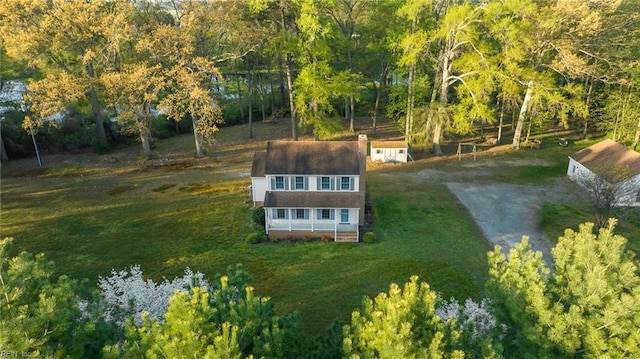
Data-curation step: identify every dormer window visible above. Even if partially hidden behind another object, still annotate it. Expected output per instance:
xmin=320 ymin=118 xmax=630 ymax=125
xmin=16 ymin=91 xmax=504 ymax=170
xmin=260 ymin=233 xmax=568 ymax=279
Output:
xmin=341 ymin=176 xmax=352 ymax=190
xmin=320 ymin=176 xmax=331 ymax=190
xmin=294 ymin=176 xmax=306 ymax=190
xmin=275 ymin=176 xmax=285 ymax=190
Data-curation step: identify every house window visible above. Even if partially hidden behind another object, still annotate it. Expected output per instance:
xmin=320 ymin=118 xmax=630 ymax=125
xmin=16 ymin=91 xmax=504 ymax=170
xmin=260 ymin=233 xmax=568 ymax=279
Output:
xmin=341 ymin=176 xmax=351 ymax=190
xmin=340 ymin=209 xmax=349 ymax=223
xmin=375 ymin=149 xmax=382 ymax=154
xmin=275 ymin=176 xmax=285 ymax=190
xmin=398 ymin=149 xmax=405 ymax=154
xmin=295 ymin=208 xmax=308 ymax=219
xmin=319 ymin=209 xmax=334 ymax=220
xmin=572 ymin=166 xmax=577 ymax=174
xmin=321 ymin=176 xmax=331 ymax=190
xmin=275 ymin=208 xmax=287 ymax=219
xmin=295 ymin=176 xmax=305 ymax=190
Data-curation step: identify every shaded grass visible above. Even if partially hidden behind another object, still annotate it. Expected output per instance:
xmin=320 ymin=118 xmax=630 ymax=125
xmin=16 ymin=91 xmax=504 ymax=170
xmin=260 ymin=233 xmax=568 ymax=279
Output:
xmin=541 ymin=203 xmax=640 ymax=254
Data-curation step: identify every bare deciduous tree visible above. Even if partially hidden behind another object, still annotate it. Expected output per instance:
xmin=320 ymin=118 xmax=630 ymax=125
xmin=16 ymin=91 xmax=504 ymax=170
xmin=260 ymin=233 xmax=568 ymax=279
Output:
xmin=574 ymin=164 xmax=638 ymax=229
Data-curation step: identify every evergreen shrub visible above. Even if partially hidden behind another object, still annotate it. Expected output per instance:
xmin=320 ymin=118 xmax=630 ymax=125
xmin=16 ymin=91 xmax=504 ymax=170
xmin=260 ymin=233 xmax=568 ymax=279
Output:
xmin=363 ymin=232 xmax=376 ymax=244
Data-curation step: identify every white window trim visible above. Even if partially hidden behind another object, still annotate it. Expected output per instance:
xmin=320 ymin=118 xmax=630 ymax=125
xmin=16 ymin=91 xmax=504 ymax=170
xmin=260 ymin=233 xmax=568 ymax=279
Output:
xmin=274 ymin=176 xmax=285 ymax=190
xmin=340 ymin=209 xmax=349 ymax=223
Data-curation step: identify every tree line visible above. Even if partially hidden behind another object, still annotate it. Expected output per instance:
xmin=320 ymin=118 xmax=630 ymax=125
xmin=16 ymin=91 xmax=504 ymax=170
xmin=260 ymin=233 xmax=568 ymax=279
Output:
xmin=2 ymin=220 xmax=639 ymax=358
xmin=1 ymin=0 xmax=640 ymax=160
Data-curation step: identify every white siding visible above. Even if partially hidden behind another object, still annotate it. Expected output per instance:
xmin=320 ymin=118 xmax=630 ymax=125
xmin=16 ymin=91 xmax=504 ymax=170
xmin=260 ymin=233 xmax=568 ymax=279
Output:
xmin=251 ymin=177 xmax=266 ymax=206
xmin=619 ymin=174 xmax=640 ymax=207
xmin=371 ymin=147 xmax=408 ymax=162
xmin=567 ymin=157 xmax=640 ymax=207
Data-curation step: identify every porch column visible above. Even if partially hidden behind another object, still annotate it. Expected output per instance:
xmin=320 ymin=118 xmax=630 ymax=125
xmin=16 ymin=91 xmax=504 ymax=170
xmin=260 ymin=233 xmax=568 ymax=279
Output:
xmin=288 ymin=209 xmax=292 ymax=231
xmin=334 ymin=208 xmax=338 ymax=239
xmin=356 ymin=208 xmax=360 ymax=241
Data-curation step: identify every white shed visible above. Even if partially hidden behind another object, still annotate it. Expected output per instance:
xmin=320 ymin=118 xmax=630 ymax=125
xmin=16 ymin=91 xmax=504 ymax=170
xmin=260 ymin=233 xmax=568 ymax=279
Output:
xmin=568 ymin=139 xmax=640 ymax=206
xmin=370 ymin=141 xmax=409 ymax=163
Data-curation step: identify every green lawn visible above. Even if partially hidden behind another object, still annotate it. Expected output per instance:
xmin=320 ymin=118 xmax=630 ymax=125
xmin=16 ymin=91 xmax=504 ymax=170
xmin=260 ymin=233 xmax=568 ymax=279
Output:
xmin=2 ymin=126 xmax=637 ymax=336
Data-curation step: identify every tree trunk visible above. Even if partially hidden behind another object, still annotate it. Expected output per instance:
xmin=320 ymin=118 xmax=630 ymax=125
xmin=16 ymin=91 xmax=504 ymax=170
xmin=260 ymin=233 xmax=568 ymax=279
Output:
xmin=633 ymin=115 xmax=640 ymax=151
xmin=267 ymin=64 xmax=275 ymax=114
xmin=258 ymin=72 xmax=267 ymax=123
xmin=372 ymin=64 xmax=388 ymax=136
xmin=349 ymin=95 xmax=355 ymax=132
xmin=0 ymin=134 xmax=8 ymax=163
xmin=139 ymin=122 xmax=152 ymax=159
xmin=497 ymin=94 xmax=505 ymax=144
xmin=84 ymin=63 xmax=108 ymax=147
xmin=344 ymin=98 xmax=349 ymax=121
xmin=372 ymin=81 xmax=380 ymax=136
xmin=192 ymin=114 xmax=205 ymax=157
xmin=405 ymin=65 xmax=415 ymax=143
xmin=278 ymin=57 xmax=286 ymax=108
xmin=581 ymin=78 xmax=593 ymax=139
xmin=347 ymin=49 xmax=355 ymax=132
xmin=512 ymin=80 xmax=534 ymax=149
xmin=235 ymin=71 xmax=244 ymax=122
xmin=423 ymin=71 xmax=441 ymax=147
xmin=433 ymin=49 xmax=451 ymax=155
xmin=248 ymin=69 xmax=254 ymax=139
xmin=284 ymin=55 xmax=297 ymax=141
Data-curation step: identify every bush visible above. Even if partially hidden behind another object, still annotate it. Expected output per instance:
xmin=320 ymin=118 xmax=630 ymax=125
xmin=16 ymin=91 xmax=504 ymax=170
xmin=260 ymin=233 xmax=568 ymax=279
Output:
xmin=252 ymin=207 xmax=265 ymax=227
xmin=362 ymin=232 xmax=376 ymax=244
xmin=246 ymin=230 xmax=265 ymax=244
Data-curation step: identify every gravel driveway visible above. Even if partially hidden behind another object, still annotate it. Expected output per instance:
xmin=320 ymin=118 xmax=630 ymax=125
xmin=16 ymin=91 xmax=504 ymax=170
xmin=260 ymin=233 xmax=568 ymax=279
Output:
xmin=379 ymin=159 xmax=578 ymax=265
xmin=446 ymin=182 xmax=559 ymax=263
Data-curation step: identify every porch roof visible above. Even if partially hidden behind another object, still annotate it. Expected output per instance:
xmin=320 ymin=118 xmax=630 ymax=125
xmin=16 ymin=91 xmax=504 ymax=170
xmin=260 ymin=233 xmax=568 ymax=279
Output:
xmin=264 ymin=191 xmax=361 ymax=208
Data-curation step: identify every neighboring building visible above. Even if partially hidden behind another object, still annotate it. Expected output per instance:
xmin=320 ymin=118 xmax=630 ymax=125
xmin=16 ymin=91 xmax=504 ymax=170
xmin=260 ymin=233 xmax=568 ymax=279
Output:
xmin=251 ymin=135 xmax=367 ymax=242
xmin=568 ymin=139 xmax=640 ymax=206
xmin=370 ymin=140 xmax=409 ymax=162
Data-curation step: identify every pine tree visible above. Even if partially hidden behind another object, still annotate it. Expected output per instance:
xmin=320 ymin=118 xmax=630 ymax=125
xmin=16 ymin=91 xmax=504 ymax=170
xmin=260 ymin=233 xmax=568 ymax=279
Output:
xmin=487 ymin=220 xmax=640 ymax=358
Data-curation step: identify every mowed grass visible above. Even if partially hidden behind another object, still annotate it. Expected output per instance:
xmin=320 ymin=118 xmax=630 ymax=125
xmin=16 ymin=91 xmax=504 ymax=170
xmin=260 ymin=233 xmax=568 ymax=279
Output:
xmin=1 ymin=121 xmax=489 ymax=335
xmin=4 ymin=123 xmax=636 ymax=336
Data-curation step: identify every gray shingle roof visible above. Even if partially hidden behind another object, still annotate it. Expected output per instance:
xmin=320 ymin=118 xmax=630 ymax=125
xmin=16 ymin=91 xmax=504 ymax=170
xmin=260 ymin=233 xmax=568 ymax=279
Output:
xmin=264 ymin=191 xmax=362 ymax=208
xmin=251 ymin=152 xmax=266 ymax=177
xmin=371 ymin=140 xmax=408 ymax=149
xmin=570 ymin=140 xmax=640 ymax=180
xmin=263 ymin=141 xmax=360 ymax=175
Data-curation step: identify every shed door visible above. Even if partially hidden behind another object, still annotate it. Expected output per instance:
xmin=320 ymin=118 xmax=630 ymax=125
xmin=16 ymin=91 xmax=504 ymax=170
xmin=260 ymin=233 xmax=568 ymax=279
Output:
xmin=384 ymin=149 xmax=396 ymax=161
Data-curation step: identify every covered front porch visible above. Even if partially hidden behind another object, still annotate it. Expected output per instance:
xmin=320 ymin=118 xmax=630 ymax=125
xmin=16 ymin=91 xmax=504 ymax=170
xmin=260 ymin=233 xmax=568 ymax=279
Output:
xmin=265 ymin=208 xmax=360 ymax=242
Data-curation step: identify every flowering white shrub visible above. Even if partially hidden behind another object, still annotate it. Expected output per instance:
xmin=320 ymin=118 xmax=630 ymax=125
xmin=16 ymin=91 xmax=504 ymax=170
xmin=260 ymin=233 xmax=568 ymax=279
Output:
xmin=436 ymin=297 xmax=500 ymax=340
xmin=98 ymin=265 xmax=210 ymax=327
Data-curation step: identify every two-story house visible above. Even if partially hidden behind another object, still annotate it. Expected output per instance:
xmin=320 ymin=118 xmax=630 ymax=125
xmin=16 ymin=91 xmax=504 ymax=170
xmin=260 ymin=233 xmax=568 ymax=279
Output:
xmin=251 ymin=135 xmax=367 ymax=242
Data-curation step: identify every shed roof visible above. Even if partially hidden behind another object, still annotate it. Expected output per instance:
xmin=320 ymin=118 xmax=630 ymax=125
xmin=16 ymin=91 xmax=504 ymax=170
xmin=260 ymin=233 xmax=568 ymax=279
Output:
xmin=569 ymin=140 xmax=640 ymax=180
xmin=263 ymin=140 xmax=360 ymax=175
xmin=264 ymin=191 xmax=362 ymax=208
xmin=251 ymin=152 xmax=266 ymax=177
xmin=370 ymin=140 xmax=408 ymax=149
